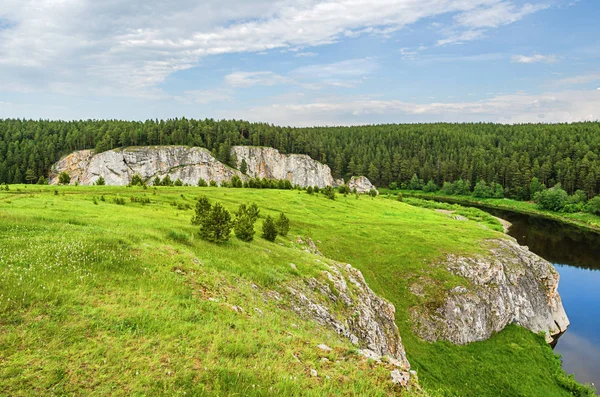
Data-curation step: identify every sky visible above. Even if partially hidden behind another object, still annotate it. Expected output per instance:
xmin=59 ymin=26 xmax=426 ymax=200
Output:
xmin=0 ymin=0 xmax=598 ymax=126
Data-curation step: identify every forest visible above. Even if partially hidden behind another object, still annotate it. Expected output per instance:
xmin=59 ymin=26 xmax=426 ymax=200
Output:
xmin=1 ymin=118 xmax=600 ymax=199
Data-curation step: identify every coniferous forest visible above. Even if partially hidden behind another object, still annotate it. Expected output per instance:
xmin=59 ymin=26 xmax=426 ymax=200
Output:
xmin=1 ymin=118 xmax=600 ymax=199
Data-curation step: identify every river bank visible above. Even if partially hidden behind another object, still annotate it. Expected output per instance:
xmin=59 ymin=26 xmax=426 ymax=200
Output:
xmin=385 ymin=190 xmax=600 ymax=235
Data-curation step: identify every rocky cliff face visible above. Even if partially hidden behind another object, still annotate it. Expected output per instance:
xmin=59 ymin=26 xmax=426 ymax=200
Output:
xmin=50 ymin=146 xmax=336 ymax=187
xmin=410 ymin=238 xmax=569 ymax=344
xmin=348 ymin=176 xmax=378 ymax=194
xmin=231 ymin=146 xmax=334 ymax=188
xmin=289 ymin=237 xmax=410 ymax=370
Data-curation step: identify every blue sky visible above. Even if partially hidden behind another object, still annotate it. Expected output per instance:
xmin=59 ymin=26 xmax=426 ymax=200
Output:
xmin=0 ymin=0 xmax=598 ymax=125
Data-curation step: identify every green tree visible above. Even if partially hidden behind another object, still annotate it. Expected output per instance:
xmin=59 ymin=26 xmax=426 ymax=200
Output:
xmin=153 ymin=176 xmax=161 ymax=186
xmin=25 ymin=168 xmax=36 ymax=184
xmin=423 ymin=179 xmax=438 ymax=193
xmin=58 ymin=171 xmax=70 ymax=185
xmin=131 ymin=174 xmax=144 ymax=186
xmin=247 ymin=203 xmax=260 ymax=222
xmin=191 ymin=195 xmax=212 ymax=225
xmin=473 ymin=180 xmax=492 ymax=198
xmin=199 ymin=202 xmax=232 ymax=243
xmin=37 ymin=176 xmax=48 ymax=185
xmin=275 ymin=212 xmax=290 ymax=236
xmin=96 ymin=176 xmax=106 ymax=186
xmin=586 ymin=196 xmax=600 ymax=215
xmin=197 ymin=178 xmax=208 ymax=187
xmin=262 ymin=215 xmax=278 ymax=242
xmin=231 ymin=175 xmax=243 ymax=188
xmin=174 ymin=178 xmax=183 ymax=186
xmin=529 ymin=177 xmax=546 ymax=198
xmin=535 ymin=184 xmax=568 ymax=212
xmin=240 ymin=159 xmax=248 ymax=174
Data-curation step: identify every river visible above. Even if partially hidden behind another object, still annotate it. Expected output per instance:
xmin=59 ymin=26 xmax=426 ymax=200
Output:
xmin=429 ymin=198 xmax=600 ymax=388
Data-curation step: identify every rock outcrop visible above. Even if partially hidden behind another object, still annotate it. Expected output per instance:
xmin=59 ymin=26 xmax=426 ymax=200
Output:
xmin=348 ymin=176 xmax=378 ymax=194
xmin=231 ymin=146 xmax=334 ymax=188
xmin=410 ymin=238 xmax=569 ymax=344
xmin=50 ymin=146 xmax=337 ymax=187
xmin=49 ymin=146 xmax=243 ymax=186
xmin=288 ymin=238 xmax=410 ymax=369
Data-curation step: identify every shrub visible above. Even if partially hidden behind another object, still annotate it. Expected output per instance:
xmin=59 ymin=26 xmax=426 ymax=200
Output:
xmin=161 ymin=175 xmax=173 ymax=186
xmin=234 ymin=208 xmax=256 ymax=242
xmin=407 ymin=174 xmax=424 ymax=190
xmin=492 ymin=183 xmax=505 ymax=198
xmin=209 ymin=180 xmax=217 ymax=187
xmin=199 ymin=202 xmax=233 ymax=243
xmin=247 ymin=203 xmax=260 ymax=222
xmin=231 ymin=175 xmax=243 ymax=188
xmin=153 ymin=176 xmax=161 ymax=186
xmin=389 ymin=182 xmax=398 ymax=190
xmin=131 ymin=174 xmax=144 ymax=186
xmin=37 ymin=176 xmax=48 ymax=185
xmin=423 ymin=180 xmax=438 ymax=193
xmin=313 ymin=185 xmax=320 ymax=193
xmin=275 ymin=212 xmax=290 ymax=236
xmin=397 ymin=192 xmax=403 ymax=202
xmin=307 ymin=186 xmax=314 ymax=195
xmin=54 ymin=189 xmax=58 ymax=195
xmin=174 ymin=178 xmax=183 ymax=186
xmin=58 ymin=171 xmax=70 ymax=185
xmin=473 ymin=180 xmax=492 ymax=198
xmin=96 ymin=176 xmax=106 ymax=186
xmin=113 ymin=197 xmax=126 ymax=205
xmin=198 ymin=178 xmax=208 ymax=187
xmin=338 ymin=185 xmax=350 ymax=194
xmin=535 ymin=184 xmax=568 ymax=212
xmin=262 ymin=215 xmax=278 ymax=242
xmin=240 ymin=159 xmax=248 ymax=174
xmin=586 ymin=196 xmax=600 ymax=215
xmin=322 ymin=186 xmax=336 ymax=200
xmin=191 ymin=195 xmax=212 ymax=225
xmin=368 ymin=188 xmax=378 ymax=197
xmin=529 ymin=177 xmax=546 ymax=197
xmin=568 ymin=190 xmax=588 ymax=205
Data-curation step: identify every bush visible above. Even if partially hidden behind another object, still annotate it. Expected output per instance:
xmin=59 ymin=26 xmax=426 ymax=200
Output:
xmin=313 ymin=186 xmax=320 ymax=194
xmin=262 ymin=215 xmax=278 ymax=242
xmin=423 ymin=180 xmax=438 ymax=193
xmin=586 ymin=196 xmax=600 ymax=215
xmin=199 ymin=202 xmax=232 ymax=243
xmin=247 ymin=203 xmax=260 ymax=222
xmin=473 ymin=180 xmax=492 ymax=198
xmin=58 ymin=171 xmax=70 ymax=185
xmin=174 ymin=178 xmax=183 ymax=186
xmin=191 ymin=195 xmax=212 ymax=225
xmin=113 ymin=197 xmax=126 ymax=205
xmin=94 ymin=176 xmax=105 ymax=186
xmin=234 ymin=204 xmax=257 ymax=242
xmin=161 ymin=175 xmax=173 ymax=186
xmin=368 ymin=188 xmax=378 ymax=197
xmin=408 ymin=174 xmax=424 ymax=190
xmin=338 ymin=185 xmax=350 ymax=194
xmin=198 ymin=178 xmax=208 ymax=187
xmin=37 ymin=176 xmax=48 ymax=185
xmin=492 ymin=183 xmax=505 ymax=198
xmin=231 ymin=175 xmax=243 ymax=188
xmin=322 ymin=186 xmax=336 ymax=200
xmin=275 ymin=212 xmax=290 ymax=236
xmin=397 ymin=192 xmax=403 ymax=202
xmin=131 ymin=174 xmax=144 ymax=186
xmin=389 ymin=182 xmax=398 ymax=190
xmin=535 ymin=184 xmax=568 ymax=212
xmin=209 ymin=180 xmax=217 ymax=187
xmin=307 ymin=186 xmax=314 ymax=195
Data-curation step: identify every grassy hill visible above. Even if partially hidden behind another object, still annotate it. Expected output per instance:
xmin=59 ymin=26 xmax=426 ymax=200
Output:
xmin=0 ymin=185 xmax=591 ymax=396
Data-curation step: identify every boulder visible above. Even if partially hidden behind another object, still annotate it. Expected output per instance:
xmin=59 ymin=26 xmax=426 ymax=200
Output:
xmin=231 ymin=146 xmax=334 ymax=188
xmin=348 ymin=176 xmax=378 ymax=194
xmin=410 ymin=238 xmax=569 ymax=344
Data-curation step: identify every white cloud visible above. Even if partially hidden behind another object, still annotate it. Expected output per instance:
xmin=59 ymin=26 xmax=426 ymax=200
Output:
xmin=233 ymin=90 xmax=600 ymax=126
xmin=0 ymin=0 xmax=548 ymax=97
xmin=552 ymin=73 xmax=600 ymax=87
xmin=176 ymin=89 xmax=233 ymax=104
xmin=512 ymin=54 xmax=557 ymax=63
xmin=295 ymin=52 xmax=318 ymax=57
xmin=224 ymin=71 xmax=290 ymax=88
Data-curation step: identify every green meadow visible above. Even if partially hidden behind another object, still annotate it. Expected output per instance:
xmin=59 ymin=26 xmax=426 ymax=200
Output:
xmin=0 ymin=185 xmax=592 ymax=396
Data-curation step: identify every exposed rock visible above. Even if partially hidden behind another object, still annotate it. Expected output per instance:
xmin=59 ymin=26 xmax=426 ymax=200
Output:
xmin=310 ymin=369 xmax=318 ymax=377
xmin=231 ymin=146 xmax=334 ymax=188
xmin=410 ymin=238 xmax=569 ymax=344
xmin=391 ymin=369 xmax=410 ymax=386
xmin=347 ymin=176 xmax=378 ymax=194
xmin=317 ymin=344 xmax=332 ymax=352
xmin=333 ymin=178 xmax=345 ymax=187
xmin=49 ymin=146 xmax=244 ymax=186
xmin=287 ymin=241 xmax=410 ymax=370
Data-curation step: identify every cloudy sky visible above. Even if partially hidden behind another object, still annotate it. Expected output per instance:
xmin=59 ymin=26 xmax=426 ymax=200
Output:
xmin=0 ymin=0 xmax=598 ymax=125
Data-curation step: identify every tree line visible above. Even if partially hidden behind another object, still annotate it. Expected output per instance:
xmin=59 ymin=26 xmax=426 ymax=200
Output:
xmin=1 ymin=118 xmax=600 ymax=199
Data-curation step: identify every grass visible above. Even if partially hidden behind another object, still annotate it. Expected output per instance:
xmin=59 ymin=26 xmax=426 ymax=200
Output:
xmin=0 ymin=185 xmax=594 ymax=396
xmin=384 ymin=190 xmax=600 ymax=234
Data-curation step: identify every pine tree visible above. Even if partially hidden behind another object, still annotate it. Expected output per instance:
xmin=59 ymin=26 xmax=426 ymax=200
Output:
xmin=275 ymin=212 xmax=290 ymax=236
xmin=153 ymin=176 xmax=161 ymax=186
xmin=199 ymin=202 xmax=232 ymax=243
xmin=240 ymin=159 xmax=248 ymax=174
xmin=191 ymin=195 xmax=212 ymax=225
xmin=25 ymin=168 xmax=36 ymax=184
xmin=197 ymin=178 xmax=208 ymax=187
xmin=96 ymin=176 xmax=106 ymax=186
xmin=37 ymin=176 xmax=47 ymax=185
xmin=262 ymin=215 xmax=278 ymax=242
xmin=247 ymin=203 xmax=260 ymax=222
